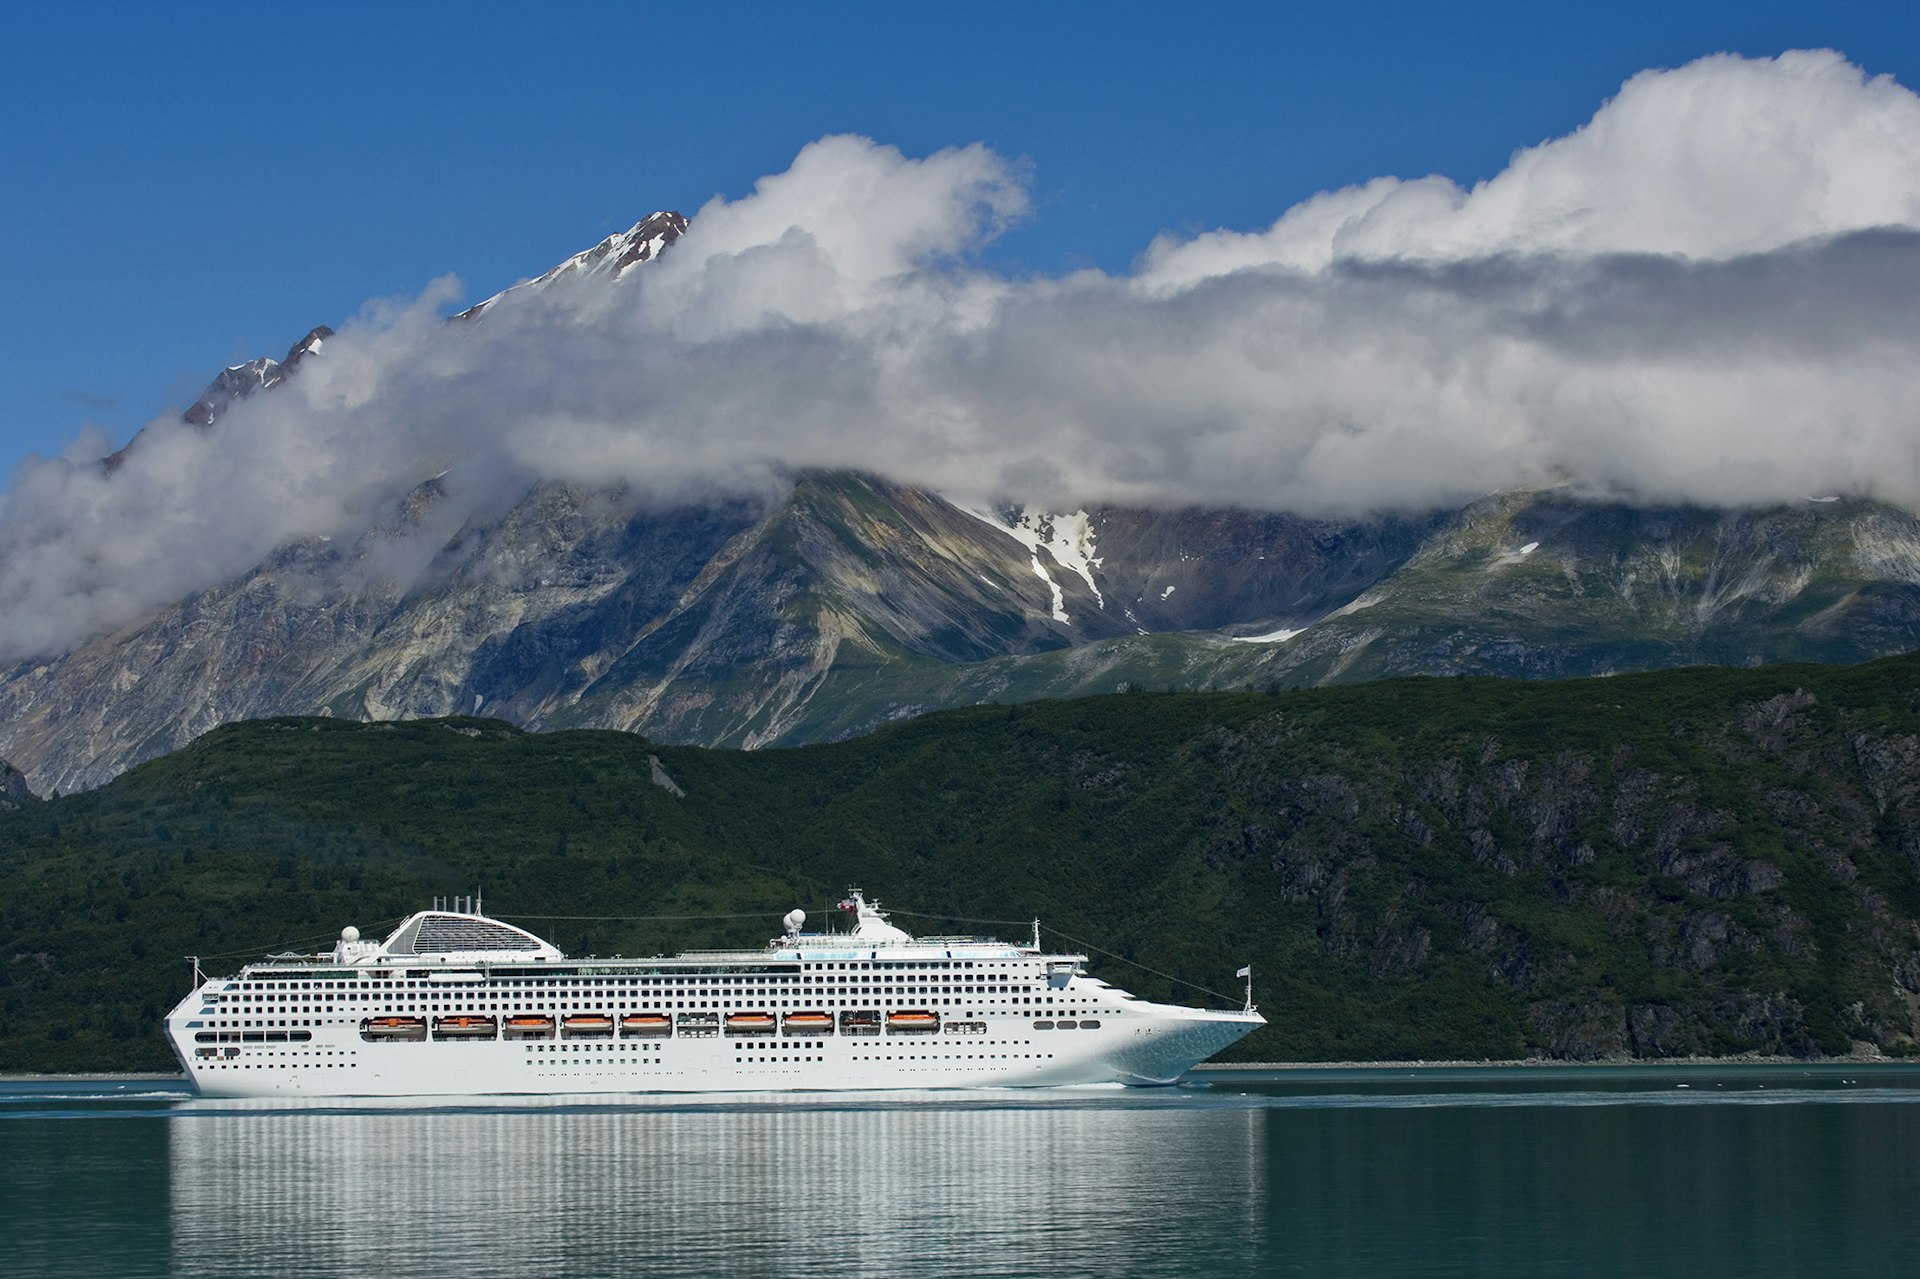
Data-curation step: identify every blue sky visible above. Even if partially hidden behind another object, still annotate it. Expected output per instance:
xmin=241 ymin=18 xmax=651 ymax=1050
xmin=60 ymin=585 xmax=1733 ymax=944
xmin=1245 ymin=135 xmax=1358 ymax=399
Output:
xmin=2 ymin=0 xmax=1916 ymax=472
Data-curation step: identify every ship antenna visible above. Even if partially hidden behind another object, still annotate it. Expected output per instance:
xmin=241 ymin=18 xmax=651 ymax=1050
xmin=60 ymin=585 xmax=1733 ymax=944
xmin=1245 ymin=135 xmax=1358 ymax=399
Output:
xmin=1239 ymin=963 xmax=1256 ymax=1015
xmin=1032 ymin=917 xmax=1041 ymax=952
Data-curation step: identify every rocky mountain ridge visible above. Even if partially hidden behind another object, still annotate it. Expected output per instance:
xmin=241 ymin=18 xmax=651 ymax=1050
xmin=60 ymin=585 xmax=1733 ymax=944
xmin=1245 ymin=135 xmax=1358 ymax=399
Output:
xmin=181 ymin=324 xmax=332 ymax=428
xmin=7 ymin=465 xmax=1920 ymax=795
xmin=0 ymin=469 xmax=1443 ymax=792
xmin=453 ymin=210 xmax=686 ymax=320
xmin=104 ymin=211 xmax=685 ymax=470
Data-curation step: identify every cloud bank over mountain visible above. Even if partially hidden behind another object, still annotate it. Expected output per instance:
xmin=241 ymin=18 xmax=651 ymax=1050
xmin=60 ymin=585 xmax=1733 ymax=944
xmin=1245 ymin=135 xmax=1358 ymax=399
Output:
xmin=3 ymin=49 xmax=1919 ymax=661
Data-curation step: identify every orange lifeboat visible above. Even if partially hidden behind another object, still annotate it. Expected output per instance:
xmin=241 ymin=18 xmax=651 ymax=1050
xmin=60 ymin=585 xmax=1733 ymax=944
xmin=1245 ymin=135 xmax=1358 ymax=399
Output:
xmin=724 ymin=1011 xmax=777 ymax=1036
xmin=887 ymin=1009 xmax=940 ymax=1032
xmin=360 ymin=1016 xmax=427 ymax=1041
xmin=782 ymin=1011 xmax=833 ymax=1036
xmin=433 ymin=1015 xmax=498 ymax=1039
xmin=562 ymin=1013 xmax=615 ymax=1038
xmin=620 ymin=1013 xmax=673 ymax=1038
xmin=504 ymin=1014 xmax=555 ymax=1039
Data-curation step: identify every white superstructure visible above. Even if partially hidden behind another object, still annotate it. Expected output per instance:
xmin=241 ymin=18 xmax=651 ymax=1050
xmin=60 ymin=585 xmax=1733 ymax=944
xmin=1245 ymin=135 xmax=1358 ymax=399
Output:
xmin=164 ymin=891 xmax=1263 ymax=1098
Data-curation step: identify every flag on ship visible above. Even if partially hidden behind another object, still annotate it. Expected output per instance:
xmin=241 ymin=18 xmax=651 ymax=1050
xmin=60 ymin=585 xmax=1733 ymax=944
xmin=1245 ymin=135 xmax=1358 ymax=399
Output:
xmin=1236 ymin=966 xmax=1251 ymax=978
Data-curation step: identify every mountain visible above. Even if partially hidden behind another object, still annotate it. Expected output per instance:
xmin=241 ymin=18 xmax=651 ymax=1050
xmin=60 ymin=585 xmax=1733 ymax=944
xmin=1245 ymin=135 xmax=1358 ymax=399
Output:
xmin=9 ymin=211 xmax=1920 ymax=794
xmin=453 ymin=210 xmax=686 ymax=320
xmin=181 ymin=324 xmax=332 ymax=427
xmin=100 ymin=210 xmax=685 ymax=471
xmin=978 ymin=490 xmax=1920 ymax=696
xmin=102 ymin=326 xmax=333 ymax=473
xmin=1250 ymin=492 xmax=1920 ymax=682
xmin=7 ymin=652 xmax=1920 ymax=1071
xmin=0 ymin=470 xmax=1435 ymax=793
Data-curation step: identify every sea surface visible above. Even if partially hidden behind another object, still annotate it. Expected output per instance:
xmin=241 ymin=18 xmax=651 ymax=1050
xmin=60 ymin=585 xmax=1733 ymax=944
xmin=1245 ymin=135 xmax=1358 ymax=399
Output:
xmin=5 ymin=1065 xmax=1919 ymax=1278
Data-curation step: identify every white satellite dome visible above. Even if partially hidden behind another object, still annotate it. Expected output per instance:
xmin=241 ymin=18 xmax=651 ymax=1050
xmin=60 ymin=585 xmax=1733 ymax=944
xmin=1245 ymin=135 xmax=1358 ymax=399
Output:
xmin=782 ymin=909 xmax=806 ymax=934
xmin=340 ymin=925 xmax=360 ymax=943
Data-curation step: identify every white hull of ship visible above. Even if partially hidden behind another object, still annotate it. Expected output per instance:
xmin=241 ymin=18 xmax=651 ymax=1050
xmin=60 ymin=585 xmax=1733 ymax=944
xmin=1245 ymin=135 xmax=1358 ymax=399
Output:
xmin=172 ymin=1003 xmax=1260 ymax=1100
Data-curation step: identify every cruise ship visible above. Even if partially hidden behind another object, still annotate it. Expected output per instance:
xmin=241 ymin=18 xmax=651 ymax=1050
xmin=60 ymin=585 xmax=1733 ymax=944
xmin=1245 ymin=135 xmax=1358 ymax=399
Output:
xmin=164 ymin=890 xmax=1265 ymax=1098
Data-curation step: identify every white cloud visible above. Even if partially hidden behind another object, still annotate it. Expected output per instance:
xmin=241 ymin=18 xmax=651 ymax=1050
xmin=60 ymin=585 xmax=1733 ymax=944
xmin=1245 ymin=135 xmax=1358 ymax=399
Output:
xmin=1137 ymin=49 xmax=1920 ymax=283
xmin=3 ymin=52 xmax=1920 ymax=660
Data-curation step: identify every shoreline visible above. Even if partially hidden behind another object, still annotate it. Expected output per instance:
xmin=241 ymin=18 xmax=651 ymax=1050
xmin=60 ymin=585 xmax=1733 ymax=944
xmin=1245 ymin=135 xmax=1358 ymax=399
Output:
xmin=7 ymin=1055 xmax=1915 ymax=1083
xmin=1 ymin=1072 xmax=188 ymax=1082
xmin=1196 ymin=1055 xmax=1911 ymax=1071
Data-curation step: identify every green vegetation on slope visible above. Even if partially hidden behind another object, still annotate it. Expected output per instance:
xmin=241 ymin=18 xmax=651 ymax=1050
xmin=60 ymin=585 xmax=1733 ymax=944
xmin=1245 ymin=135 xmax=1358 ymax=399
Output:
xmin=6 ymin=652 xmax=1920 ymax=1072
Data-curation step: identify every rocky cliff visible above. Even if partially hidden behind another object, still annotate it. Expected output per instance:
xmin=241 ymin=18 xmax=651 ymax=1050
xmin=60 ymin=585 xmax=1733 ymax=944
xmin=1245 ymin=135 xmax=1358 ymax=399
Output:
xmin=0 ymin=759 xmax=35 ymax=811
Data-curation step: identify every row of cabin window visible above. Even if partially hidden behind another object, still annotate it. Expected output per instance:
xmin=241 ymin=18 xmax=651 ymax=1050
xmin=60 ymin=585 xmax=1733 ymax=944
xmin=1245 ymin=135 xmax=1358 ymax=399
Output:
xmin=232 ymin=959 xmax=1050 ymax=990
xmin=231 ymin=980 xmax=1058 ymax=1001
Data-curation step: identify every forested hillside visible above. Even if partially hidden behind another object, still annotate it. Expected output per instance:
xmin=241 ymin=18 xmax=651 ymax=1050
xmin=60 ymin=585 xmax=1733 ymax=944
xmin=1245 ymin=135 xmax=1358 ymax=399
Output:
xmin=6 ymin=652 xmax=1920 ymax=1071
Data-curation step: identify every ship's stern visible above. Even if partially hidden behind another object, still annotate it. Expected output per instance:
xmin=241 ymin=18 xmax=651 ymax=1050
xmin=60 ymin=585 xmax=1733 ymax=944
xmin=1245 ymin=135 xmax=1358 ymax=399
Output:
xmin=164 ymin=981 xmax=216 ymax=1094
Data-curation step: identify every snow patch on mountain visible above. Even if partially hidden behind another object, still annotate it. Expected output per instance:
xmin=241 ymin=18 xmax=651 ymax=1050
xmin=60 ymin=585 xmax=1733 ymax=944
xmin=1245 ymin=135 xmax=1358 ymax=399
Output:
xmin=1488 ymin=541 xmax=1545 ymax=570
xmin=954 ymin=503 xmax=1105 ymax=623
xmin=1029 ymin=555 xmax=1068 ymax=622
xmin=1230 ymin=625 xmax=1305 ymax=644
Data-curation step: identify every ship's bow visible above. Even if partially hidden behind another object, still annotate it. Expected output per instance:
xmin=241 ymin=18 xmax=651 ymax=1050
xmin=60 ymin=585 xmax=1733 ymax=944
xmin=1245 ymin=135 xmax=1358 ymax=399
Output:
xmin=1107 ymin=1007 xmax=1265 ymax=1085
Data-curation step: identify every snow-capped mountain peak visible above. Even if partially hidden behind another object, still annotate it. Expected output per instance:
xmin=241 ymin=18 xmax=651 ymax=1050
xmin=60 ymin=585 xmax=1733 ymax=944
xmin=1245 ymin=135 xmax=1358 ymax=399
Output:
xmin=141 ymin=207 xmax=687 ymax=457
xmin=454 ymin=210 xmax=688 ymax=320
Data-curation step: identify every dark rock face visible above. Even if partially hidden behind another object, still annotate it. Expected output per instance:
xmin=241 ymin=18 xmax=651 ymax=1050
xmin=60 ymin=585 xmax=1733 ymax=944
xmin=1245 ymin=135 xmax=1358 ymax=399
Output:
xmin=1184 ymin=675 xmax=1920 ymax=1060
xmin=181 ymin=325 xmax=333 ymax=427
xmin=1077 ymin=506 xmax=1440 ymax=635
xmin=0 ymin=759 xmax=35 ymax=810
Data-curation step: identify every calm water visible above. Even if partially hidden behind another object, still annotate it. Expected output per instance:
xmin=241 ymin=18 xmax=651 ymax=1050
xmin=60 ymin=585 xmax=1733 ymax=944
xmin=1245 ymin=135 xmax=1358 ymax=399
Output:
xmin=5 ymin=1065 xmax=1919 ymax=1277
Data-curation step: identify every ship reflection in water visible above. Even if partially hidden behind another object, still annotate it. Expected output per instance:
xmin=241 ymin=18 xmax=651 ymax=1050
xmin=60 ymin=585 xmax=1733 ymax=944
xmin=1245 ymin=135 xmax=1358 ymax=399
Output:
xmin=168 ymin=1098 xmax=1267 ymax=1278
xmin=6 ymin=1067 xmax=1916 ymax=1277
